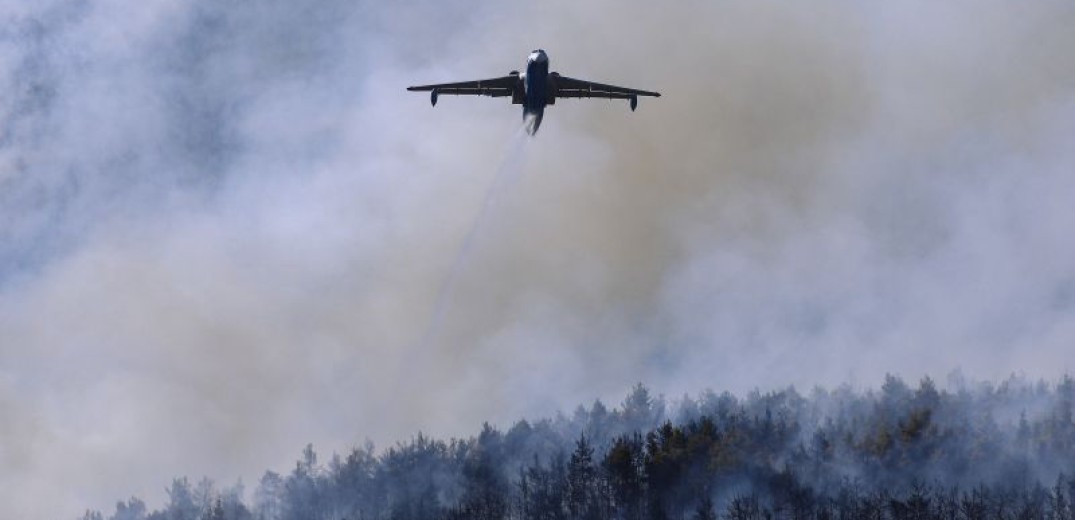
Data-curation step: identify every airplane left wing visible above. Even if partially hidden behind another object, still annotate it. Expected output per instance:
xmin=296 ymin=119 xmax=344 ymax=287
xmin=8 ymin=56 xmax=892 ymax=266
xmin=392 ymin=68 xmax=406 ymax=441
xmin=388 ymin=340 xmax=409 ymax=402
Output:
xmin=552 ymin=74 xmax=661 ymax=99
xmin=406 ymin=76 xmax=518 ymax=97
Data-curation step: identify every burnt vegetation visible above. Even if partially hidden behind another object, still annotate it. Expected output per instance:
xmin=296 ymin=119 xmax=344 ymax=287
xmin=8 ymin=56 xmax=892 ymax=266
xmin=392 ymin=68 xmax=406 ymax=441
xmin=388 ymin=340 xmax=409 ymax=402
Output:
xmin=83 ymin=374 xmax=1075 ymax=520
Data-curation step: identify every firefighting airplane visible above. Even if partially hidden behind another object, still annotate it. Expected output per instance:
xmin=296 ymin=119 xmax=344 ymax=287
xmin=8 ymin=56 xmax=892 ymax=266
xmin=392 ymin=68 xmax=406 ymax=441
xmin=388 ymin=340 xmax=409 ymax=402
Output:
xmin=406 ymin=49 xmax=661 ymax=135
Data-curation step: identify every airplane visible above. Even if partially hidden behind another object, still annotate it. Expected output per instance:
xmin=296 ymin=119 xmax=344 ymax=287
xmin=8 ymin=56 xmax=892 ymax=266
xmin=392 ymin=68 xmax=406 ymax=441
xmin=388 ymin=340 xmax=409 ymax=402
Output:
xmin=407 ymin=49 xmax=661 ymax=135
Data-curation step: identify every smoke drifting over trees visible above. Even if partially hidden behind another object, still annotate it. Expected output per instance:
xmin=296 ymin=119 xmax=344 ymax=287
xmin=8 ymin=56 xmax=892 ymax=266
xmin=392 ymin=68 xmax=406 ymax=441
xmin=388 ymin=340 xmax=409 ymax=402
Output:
xmin=3 ymin=1 xmax=1074 ymax=518
xmin=81 ymin=375 xmax=1075 ymax=520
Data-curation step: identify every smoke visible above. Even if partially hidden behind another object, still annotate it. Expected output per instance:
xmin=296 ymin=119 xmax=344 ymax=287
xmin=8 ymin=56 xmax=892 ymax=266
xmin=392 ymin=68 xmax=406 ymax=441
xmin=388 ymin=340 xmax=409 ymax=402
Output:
xmin=1 ymin=0 xmax=1074 ymax=517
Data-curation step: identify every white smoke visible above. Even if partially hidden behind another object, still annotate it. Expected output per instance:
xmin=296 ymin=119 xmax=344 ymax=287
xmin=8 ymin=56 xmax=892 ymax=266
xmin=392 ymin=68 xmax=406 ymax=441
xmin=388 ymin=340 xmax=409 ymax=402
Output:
xmin=1 ymin=0 xmax=1073 ymax=517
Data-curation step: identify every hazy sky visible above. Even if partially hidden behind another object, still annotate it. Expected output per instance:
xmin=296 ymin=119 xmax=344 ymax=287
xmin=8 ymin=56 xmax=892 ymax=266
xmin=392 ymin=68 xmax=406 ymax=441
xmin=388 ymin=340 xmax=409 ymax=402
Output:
xmin=2 ymin=1 xmax=1074 ymax=517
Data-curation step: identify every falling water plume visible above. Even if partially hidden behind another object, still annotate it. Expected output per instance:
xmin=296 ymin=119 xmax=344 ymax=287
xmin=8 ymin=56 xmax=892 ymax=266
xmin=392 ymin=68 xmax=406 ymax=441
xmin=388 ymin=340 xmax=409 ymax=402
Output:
xmin=418 ymin=121 xmax=532 ymax=351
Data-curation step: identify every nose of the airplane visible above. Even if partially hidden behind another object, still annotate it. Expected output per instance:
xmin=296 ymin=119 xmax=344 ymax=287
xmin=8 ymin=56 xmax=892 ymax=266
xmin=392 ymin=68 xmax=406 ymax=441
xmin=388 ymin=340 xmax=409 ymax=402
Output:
xmin=529 ymin=49 xmax=548 ymax=63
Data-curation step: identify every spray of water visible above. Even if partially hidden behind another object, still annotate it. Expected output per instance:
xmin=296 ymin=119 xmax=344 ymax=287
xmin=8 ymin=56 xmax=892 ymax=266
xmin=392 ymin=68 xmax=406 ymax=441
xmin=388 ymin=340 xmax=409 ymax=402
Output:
xmin=418 ymin=119 xmax=533 ymax=351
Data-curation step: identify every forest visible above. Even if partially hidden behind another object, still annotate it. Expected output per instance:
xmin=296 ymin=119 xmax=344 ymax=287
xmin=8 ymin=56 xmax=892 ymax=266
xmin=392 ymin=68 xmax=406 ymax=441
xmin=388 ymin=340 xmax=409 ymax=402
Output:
xmin=81 ymin=374 xmax=1075 ymax=520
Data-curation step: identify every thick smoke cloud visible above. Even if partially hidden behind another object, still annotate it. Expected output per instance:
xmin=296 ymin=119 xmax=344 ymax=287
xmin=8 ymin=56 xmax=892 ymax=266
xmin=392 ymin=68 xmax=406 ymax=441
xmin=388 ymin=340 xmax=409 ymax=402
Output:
xmin=1 ymin=1 xmax=1073 ymax=517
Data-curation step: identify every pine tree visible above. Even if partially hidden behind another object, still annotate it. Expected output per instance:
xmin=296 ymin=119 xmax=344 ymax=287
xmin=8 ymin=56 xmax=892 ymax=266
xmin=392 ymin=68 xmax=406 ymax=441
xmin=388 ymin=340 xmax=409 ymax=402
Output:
xmin=567 ymin=434 xmax=601 ymax=520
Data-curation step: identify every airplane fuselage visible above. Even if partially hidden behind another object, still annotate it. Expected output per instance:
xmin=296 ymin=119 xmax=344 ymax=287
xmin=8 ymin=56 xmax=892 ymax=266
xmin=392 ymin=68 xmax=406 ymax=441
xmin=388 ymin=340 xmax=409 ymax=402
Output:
xmin=522 ymin=49 xmax=549 ymax=134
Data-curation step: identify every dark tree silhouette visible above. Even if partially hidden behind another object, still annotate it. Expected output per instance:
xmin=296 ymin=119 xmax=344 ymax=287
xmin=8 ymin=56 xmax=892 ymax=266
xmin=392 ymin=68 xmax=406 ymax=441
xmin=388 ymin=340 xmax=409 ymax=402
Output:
xmin=80 ymin=375 xmax=1075 ymax=520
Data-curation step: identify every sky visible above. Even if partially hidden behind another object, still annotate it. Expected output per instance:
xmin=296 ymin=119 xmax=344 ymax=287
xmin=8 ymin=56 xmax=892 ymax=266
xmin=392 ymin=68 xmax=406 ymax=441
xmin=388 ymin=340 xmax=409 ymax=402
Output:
xmin=2 ymin=0 xmax=1075 ymax=517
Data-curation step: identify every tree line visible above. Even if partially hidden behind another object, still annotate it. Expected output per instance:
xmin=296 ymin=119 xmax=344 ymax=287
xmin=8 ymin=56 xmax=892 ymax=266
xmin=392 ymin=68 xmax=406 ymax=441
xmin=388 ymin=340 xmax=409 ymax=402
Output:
xmin=81 ymin=374 xmax=1075 ymax=520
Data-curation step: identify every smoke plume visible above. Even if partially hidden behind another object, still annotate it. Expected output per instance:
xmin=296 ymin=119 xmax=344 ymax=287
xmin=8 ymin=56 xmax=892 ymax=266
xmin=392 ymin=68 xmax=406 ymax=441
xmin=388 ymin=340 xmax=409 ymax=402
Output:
xmin=1 ymin=1 xmax=1073 ymax=517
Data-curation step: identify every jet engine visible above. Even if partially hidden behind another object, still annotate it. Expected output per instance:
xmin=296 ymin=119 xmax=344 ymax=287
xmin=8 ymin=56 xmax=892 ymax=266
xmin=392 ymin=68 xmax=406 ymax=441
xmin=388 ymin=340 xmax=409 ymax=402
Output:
xmin=430 ymin=89 xmax=438 ymax=106
xmin=630 ymin=95 xmax=638 ymax=111
xmin=510 ymin=71 xmax=525 ymax=105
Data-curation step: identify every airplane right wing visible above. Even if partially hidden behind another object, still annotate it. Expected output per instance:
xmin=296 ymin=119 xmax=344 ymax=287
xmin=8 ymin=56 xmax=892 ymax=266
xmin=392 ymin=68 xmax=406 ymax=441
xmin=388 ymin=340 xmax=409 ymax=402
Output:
xmin=551 ymin=74 xmax=661 ymax=99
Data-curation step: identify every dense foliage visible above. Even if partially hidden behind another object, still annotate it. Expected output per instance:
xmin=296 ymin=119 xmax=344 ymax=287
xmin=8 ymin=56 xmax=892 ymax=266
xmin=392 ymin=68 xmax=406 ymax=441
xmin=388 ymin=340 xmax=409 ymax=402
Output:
xmin=82 ymin=374 xmax=1075 ymax=520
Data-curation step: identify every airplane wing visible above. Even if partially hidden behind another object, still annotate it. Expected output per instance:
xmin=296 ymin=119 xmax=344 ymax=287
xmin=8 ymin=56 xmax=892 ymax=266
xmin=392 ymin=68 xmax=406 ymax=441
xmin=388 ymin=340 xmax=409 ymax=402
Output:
xmin=552 ymin=74 xmax=661 ymax=99
xmin=406 ymin=76 xmax=518 ymax=97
